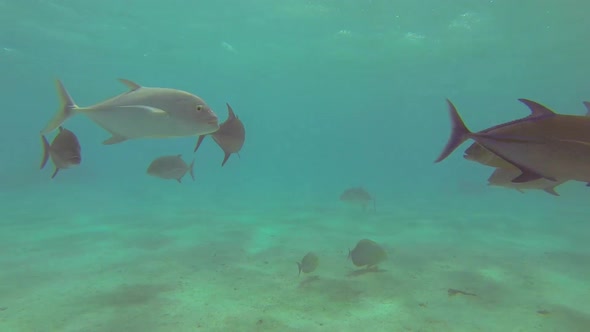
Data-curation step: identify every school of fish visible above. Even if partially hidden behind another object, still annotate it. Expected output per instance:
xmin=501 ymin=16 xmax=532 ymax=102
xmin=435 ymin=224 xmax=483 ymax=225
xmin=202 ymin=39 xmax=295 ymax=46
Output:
xmin=436 ymin=98 xmax=590 ymax=196
xmin=39 ymin=78 xmax=246 ymax=181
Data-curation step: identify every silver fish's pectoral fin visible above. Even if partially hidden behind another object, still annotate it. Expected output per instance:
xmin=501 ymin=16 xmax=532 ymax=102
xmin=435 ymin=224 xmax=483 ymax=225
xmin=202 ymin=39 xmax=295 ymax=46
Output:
xmin=115 ymin=105 xmax=169 ymax=116
xmin=103 ymin=135 xmax=128 ymax=145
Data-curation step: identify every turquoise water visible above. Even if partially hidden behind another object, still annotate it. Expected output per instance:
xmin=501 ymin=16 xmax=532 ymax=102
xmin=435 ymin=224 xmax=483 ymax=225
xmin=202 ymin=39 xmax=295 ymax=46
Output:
xmin=1 ymin=1 xmax=589 ymax=331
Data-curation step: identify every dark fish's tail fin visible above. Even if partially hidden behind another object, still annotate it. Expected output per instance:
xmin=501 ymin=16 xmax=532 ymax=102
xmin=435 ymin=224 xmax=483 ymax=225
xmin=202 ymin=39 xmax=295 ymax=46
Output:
xmin=194 ymin=135 xmax=206 ymax=153
xmin=41 ymin=79 xmax=79 ymax=135
xmin=40 ymin=135 xmax=50 ymax=169
xmin=189 ymin=159 xmax=195 ymax=181
xmin=435 ymin=99 xmax=472 ymax=163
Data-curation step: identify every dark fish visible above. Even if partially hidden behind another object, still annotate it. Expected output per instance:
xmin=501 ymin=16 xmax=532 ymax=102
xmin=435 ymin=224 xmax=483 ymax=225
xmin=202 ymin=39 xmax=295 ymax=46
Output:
xmin=297 ymin=252 xmax=319 ymax=276
xmin=147 ymin=154 xmax=195 ymax=183
xmin=40 ymin=126 xmax=81 ymax=179
xmin=194 ymin=103 xmax=245 ymax=167
xmin=348 ymin=239 xmax=387 ymax=268
xmin=435 ymin=98 xmax=590 ymax=184
xmin=487 ymin=167 xmax=566 ymax=196
xmin=464 ymin=101 xmax=590 ymax=169
xmin=339 ymin=187 xmax=376 ymax=212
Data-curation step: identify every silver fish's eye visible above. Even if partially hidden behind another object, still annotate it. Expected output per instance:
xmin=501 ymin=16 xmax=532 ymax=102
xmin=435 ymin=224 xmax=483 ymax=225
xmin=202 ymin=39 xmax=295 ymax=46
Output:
xmin=197 ymin=105 xmax=202 ymax=111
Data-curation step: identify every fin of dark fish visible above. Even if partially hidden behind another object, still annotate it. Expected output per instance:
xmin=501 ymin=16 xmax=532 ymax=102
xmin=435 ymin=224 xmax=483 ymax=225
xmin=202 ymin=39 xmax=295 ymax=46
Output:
xmin=41 ymin=80 xmax=79 ymax=135
xmin=516 ymin=188 xmax=525 ymax=193
xmin=297 ymin=262 xmax=302 ymax=276
xmin=194 ymin=135 xmax=206 ymax=153
xmin=117 ymin=78 xmax=142 ymax=91
xmin=584 ymin=101 xmax=590 ymax=116
xmin=518 ymin=99 xmax=556 ymax=118
xmin=435 ymin=99 xmax=472 ymax=163
xmin=51 ymin=168 xmax=59 ymax=179
xmin=40 ymin=135 xmax=51 ymax=169
xmin=176 ymin=178 xmax=182 ymax=184
xmin=221 ymin=152 xmax=231 ymax=167
xmin=511 ymin=171 xmax=544 ymax=183
xmin=189 ymin=159 xmax=195 ymax=181
xmin=543 ymin=187 xmax=559 ymax=196
xmin=103 ymin=135 xmax=128 ymax=145
xmin=226 ymin=103 xmax=237 ymax=120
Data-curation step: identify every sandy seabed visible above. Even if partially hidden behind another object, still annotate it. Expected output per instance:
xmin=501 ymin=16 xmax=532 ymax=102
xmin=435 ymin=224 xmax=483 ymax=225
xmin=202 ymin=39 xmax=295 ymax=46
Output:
xmin=1 ymin=184 xmax=589 ymax=332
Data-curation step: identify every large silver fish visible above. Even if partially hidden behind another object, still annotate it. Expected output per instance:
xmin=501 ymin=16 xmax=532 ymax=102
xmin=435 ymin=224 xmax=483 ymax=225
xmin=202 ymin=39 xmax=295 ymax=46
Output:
xmin=436 ymin=98 xmax=590 ymax=184
xmin=40 ymin=79 xmax=219 ymax=144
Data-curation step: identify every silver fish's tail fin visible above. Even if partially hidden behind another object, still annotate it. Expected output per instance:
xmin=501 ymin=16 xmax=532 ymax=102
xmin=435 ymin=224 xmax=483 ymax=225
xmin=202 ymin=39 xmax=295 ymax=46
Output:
xmin=40 ymin=79 xmax=79 ymax=135
xmin=189 ymin=159 xmax=195 ymax=181
xmin=435 ymin=99 xmax=472 ymax=163
xmin=40 ymin=135 xmax=50 ymax=169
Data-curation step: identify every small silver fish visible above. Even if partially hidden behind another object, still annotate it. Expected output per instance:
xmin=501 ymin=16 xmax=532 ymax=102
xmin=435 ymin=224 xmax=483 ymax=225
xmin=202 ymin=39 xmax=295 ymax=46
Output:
xmin=40 ymin=126 xmax=81 ymax=179
xmin=147 ymin=154 xmax=195 ymax=183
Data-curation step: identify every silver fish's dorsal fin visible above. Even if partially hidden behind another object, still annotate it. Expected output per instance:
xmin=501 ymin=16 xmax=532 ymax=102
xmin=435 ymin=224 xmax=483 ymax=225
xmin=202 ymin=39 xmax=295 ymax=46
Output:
xmin=117 ymin=78 xmax=142 ymax=91
xmin=517 ymin=99 xmax=556 ymax=117
xmin=583 ymin=101 xmax=590 ymax=116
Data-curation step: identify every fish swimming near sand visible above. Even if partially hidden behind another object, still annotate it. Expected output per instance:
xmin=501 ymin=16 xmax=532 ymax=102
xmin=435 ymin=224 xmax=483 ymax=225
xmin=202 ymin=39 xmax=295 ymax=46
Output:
xmin=297 ymin=252 xmax=319 ymax=276
xmin=147 ymin=154 xmax=195 ymax=183
xmin=348 ymin=239 xmax=387 ymax=269
xmin=339 ymin=187 xmax=376 ymax=211
xmin=193 ymin=103 xmax=245 ymax=166
xmin=40 ymin=126 xmax=81 ymax=179
xmin=464 ymin=101 xmax=590 ymax=170
xmin=487 ymin=167 xmax=566 ymax=196
xmin=40 ymin=79 xmax=219 ymax=144
xmin=435 ymin=98 xmax=590 ymax=184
